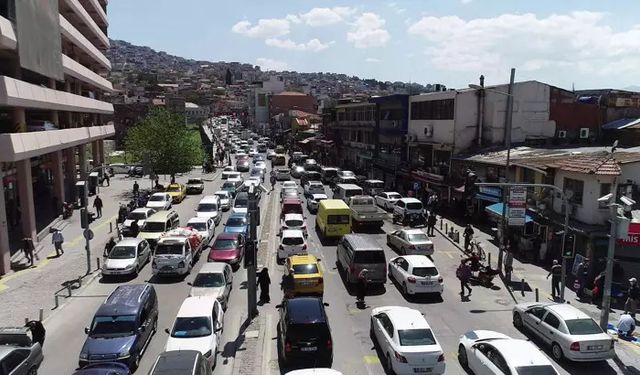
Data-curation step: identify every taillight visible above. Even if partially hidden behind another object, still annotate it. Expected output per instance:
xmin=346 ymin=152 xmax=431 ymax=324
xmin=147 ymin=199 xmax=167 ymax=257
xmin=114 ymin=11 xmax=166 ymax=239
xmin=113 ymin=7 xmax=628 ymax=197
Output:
xmin=394 ymin=350 xmax=407 ymax=363
xmin=438 ymin=354 xmax=445 ymax=362
xmin=407 ymin=276 xmax=417 ymax=283
xmin=318 ymin=277 xmax=323 ymax=284
xmin=570 ymin=342 xmax=580 ymax=351
xmin=302 ymin=244 xmax=307 ymax=250
xmin=326 ymin=339 xmax=332 ymax=349
xmin=438 ymin=277 xmax=443 ymax=283
xmin=285 ymin=341 xmax=292 ymax=353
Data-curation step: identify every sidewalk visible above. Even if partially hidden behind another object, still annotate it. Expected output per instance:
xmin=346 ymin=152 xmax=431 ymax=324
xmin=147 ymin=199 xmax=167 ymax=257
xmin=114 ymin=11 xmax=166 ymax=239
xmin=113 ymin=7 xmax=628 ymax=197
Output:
xmin=0 ymin=175 xmax=137 ymax=326
xmin=434 ymin=213 xmax=640 ymax=364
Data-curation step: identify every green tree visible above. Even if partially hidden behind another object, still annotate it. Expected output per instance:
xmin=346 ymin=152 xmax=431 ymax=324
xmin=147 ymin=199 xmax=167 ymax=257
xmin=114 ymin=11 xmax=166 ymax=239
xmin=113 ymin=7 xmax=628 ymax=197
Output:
xmin=125 ymin=108 xmax=204 ymax=178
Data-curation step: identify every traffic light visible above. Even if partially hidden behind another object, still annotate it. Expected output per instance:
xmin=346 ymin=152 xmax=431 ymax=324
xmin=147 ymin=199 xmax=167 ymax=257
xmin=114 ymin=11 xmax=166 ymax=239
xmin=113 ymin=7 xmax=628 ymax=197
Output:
xmin=563 ymin=233 xmax=576 ymax=258
xmin=80 ymin=208 xmax=96 ymax=229
xmin=244 ymin=240 xmax=256 ymax=268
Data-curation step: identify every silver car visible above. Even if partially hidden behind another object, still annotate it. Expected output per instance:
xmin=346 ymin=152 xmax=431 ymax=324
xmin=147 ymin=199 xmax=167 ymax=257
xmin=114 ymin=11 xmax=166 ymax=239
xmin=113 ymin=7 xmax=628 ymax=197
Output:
xmin=102 ymin=238 xmax=152 ymax=277
xmin=0 ymin=327 xmax=43 ymax=375
xmin=188 ymin=262 xmax=233 ymax=310
xmin=307 ymin=193 xmax=328 ymax=213
xmin=386 ymin=229 xmax=434 ymax=256
xmin=214 ymin=190 xmax=232 ymax=210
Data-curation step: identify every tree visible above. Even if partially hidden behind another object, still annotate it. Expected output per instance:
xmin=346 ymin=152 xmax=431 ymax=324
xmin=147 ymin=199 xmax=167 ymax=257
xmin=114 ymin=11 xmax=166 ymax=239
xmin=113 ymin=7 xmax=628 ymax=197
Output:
xmin=125 ymin=108 xmax=204 ymax=178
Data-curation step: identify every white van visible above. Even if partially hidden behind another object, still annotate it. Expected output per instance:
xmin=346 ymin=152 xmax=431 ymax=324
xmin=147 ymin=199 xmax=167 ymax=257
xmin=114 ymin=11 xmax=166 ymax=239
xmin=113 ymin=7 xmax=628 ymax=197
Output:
xmin=332 ymin=184 xmax=363 ymax=202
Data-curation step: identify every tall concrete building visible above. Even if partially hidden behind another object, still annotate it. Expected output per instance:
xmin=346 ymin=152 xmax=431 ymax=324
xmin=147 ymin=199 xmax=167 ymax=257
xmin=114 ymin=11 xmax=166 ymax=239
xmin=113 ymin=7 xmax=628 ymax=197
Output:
xmin=0 ymin=0 xmax=114 ymax=274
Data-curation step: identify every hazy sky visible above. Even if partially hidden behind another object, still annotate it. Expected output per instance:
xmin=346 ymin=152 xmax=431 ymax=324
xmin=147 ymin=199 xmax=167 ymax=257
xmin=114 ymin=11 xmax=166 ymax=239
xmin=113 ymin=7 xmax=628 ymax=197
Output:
xmin=108 ymin=0 xmax=640 ymax=90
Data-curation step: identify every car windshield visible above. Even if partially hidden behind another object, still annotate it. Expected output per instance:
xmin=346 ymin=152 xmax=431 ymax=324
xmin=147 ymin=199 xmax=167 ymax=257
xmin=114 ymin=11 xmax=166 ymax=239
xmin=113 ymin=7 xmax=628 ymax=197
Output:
xmin=327 ymin=215 xmax=350 ymax=224
xmin=516 ymin=366 xmax=558 ymax=375
xmin=198 ymin=203 xmax=218 ymax=212
xmin=222 ymin=182 xmax=236 ymax=189
xmin=155 ymin=244 xmax=184 ymax=255
xmin=142 ymin=222 xmax=166 ymax=232
xmin=398 ymin=329 xmax=437 ymax=346
xmin=109 ymin=246 xmax=136 ymax=259
xmin=166 ymin=185 xmax=181 ymax=192
xmin=214 ymin=239 xmax=237 ymax=249
xmin=235 ymin=199 xmax=248 ymax=208
xmin=282 ymin=236 xmax=304 ymax=246
xmin=90 ymin=315 xmax=137 ymax=338
xmin=192 ymin=272 xmax=225 ymax=288
xmin=187 ymin=179 xmax=202 ymax=184
xmin=293 ymin=264 xmax=318 ymax=274
xmin=227 ymin=218 xmax=246 ymax=226
xmin=188 ymin=222 xmax=207 ymax=231
xmin=407 ymin=202 xmax=423 ymax=210
xmin=412 ymin=267 xmax=439 ymax=277
xmin=285 ymin=219 xmax=304 ymax=227
xmin=407 ymin=233 xmax=429 ymax=242
xmin=354 ymin=250 xmax=385 ymax=263
xmin=171 ymin=317 xmax=212 ymax=338
xmin=127 ymin=212 xmax=147 ymax=221
xmin=214 ymin=193 xmax=228 ymax=200
xmin=565 ymin=318 xmax=603 ymax=335
xmin=149 ymin=195 xmax=166 ymax=202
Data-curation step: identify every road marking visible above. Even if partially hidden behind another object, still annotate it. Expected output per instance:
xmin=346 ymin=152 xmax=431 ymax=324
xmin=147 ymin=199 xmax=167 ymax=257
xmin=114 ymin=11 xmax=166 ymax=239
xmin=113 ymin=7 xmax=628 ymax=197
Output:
xmin=363 ymin=355 xmax=380 ymax=364
xmin=262 ymin=313 xmax=274 ymax=374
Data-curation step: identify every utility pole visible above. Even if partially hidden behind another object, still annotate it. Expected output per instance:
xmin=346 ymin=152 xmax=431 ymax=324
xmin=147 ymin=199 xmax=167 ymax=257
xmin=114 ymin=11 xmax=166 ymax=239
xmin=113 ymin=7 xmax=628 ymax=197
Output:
xmin=498 ymin=68 xmax=516 ymax=273
xmin=246 ymin=185 xmax=258 ymax=319
xmin=600 ymin=178 xmax=619 ymax=330
xmin=82 ymin=166 xmax=105 ymax=275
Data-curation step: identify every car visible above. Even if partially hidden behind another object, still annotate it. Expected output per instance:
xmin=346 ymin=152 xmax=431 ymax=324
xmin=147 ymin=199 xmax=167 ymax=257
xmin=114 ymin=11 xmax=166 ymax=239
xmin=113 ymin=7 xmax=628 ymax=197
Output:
xmin=387 ymin=229 xmax=434 ymax=256
xmin=122 ymin=208 xmax=156 ymax=237
xmin=370 ymin=306 xmax=445 ymax=375
xmin=337 ymin=170 xmax=355 ymax=179
xmin=223 ymin=213 xmax=248 ymax=235
xmin=300 ymin=171 xmax=322 ymax=186
xmin=307 ymin=193 xmax=328 ymax=213
xmin=375 ymin=192 xmax=403 ymax=211
xmin=512 ymin=302 xmax=615 ymax=362
xmin=276 ymin=297 xmax=332 ymax=367
xmin=253 ymin=154 xmax=265 ymax=163
xmin=102 ymin=238 xmax=152 ymax=277
xmin=186 ymin=178 xmax=205 ymax=194
xmin=458 ymin=330 xmax=560 ymax=375
xmin=291 ymin=165 xmax=305 ymax=179
xmin=214 ymin=190 xmax=232 ymax=211
xmin=0 ymin=327 xmax=44 ymax=375
xmin=73 ymin=362 xmax=132 ymax=375
xmin=250 ymin=168 xmax=265 ymax=181
xmin=248 ymin=149 xmax=258 ymax=158
xmin=165 ymin=296 xmax=224 ymax=369
xmin=267 ymin=150 xmax=276 ymax=160
xmin=235 ymin=152 xmax=248 ymax=160
xmin=187 ymin=217 xmax=215 ymax=244
xmin=276 ymin=168 xmax=291 ymax=181
xmin=222 ymin=166 xmax=235 ymax=173
xmin=281 ymin=213 xmax=308 ymax=237
xmin=241 ymin=178 xmax=263 ymax=198
xmin=282 ymin=181 xmax=298 ymax=190
xmin=146 ymin=192 xmax=172 ymax=210
xmin=222 ymin=171 xmax=241 ymax=180
xmin=388 ymin=255 xmax=443 ymax=296
xmin=278 ymin=229 xmax=307 ymax=263
xmin=148 ymin=350 xmax=211 ymax=375
xmin=109 ymin=163 xmax=133 ymax=175
xmin=285 ymin=254 xmax=324 ymax=296
xmin=304 ymin=159 xmax=319 ymax=171
xmin=281 ymin=198 xmax=304 ymax=218
xmin=285 ymin=370 xmax=342 ymax=375
xmin=254 ymin=161 xmax=267 ymax=171
xmin=393 ymin=198 xmax=424 ymax=219
xmin=281 ymin=187 xmax=299 ymax=202
xmin=165 ymin=183 xmax=187 ymax=203
xmin=196 ymin=196 xmax=222 ymax=225
xmin=208 ymin=232 xmax=244 ymax=268
xmin=236 ymin=159 xmax=250 ymax=172
xmin=221 ymin=179 xmax=241 ymax=198
xmin=304 ymin=181 xmax=325 ymax=197
xmin=232 ymin=192 xmax=250 ymax=214
xmin=188 ymin=263 xmax=233 ymax=310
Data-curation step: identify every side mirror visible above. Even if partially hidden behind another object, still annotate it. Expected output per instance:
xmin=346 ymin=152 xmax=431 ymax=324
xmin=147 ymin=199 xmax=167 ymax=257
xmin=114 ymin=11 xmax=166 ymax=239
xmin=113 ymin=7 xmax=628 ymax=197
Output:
xmin=323 ymin=302 xmax=330 ymax=307
xmin=187 ymin=282 xmax=192 ymax=286
xmin=275 ymin=304 xmax=283 ymax=309
xmin=84 ymin=327 xmax=89 ymax=334
xmin=164 ymin=328 xmax=170 ymax=334
xmin=138 ymin=326 xmax=145 ymax=333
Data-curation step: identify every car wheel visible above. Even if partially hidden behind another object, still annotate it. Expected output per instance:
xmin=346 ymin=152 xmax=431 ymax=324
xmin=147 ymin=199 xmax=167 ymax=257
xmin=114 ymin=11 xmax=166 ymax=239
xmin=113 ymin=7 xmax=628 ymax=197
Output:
xmin=458 ymin=344 xmax=469 ymax=368
xmin=133 ymin=265 xmax=139 ymax=277
xmin=513 ymin=312 xmax=523 ymax=329
xmin=552 ymin=342 xmax=564 ymax=361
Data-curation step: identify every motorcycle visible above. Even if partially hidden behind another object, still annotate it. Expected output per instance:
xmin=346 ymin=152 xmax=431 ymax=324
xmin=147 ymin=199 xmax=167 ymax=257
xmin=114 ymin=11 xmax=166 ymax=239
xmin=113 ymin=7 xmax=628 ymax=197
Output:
xmin=394 ymin=212 xmax=427 ymax=227
xmin=470 ymin=265 xmax=499 ymax=287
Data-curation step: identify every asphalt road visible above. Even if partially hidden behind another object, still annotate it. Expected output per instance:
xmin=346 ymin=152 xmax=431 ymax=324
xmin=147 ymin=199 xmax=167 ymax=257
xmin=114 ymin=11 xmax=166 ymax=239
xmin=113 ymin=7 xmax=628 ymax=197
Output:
xmin=39 ymin=150 xmax=624 ymax=375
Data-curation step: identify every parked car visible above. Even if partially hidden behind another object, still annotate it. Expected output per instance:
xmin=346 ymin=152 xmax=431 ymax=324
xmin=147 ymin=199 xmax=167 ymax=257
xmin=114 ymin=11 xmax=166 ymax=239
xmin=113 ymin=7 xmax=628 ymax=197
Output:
xmin=278 ymin=229 xmax=307 ymax=263
xmin=458 ymin=330 xmax=559 ymax=374
xmin=386 ymin=229 xmax=434 ymax=256
xmin=214 ymin=190 xmax=232 ymax=211
xmin=122 ymin=208 xmax=156 ymax=237
xmin=186 ymin=217 xmax=215 ymax=244
xmin=375 ymin=192 xmax=403 ymax=211
xmin=370 ymin=306 xmax=445 ymax=375
xmin=102 ymin=238 xmax=152 ymax=278
xmin=0 ymin=327 xmax=44 ymax=375
xmin=186 ymin=178 xmax=205 ymax=194
xmin=208 ymin=232 xmax=245 ymax=268
xmin=285 ymin=370 xmax=341 ymax=375
xmin=146 ymin=193 xmax=172 ymax=211
xmin=165 ymin=183 xmax=187 ymax=203
xmin=285 ymin=254 xmax=324 ymax=296
xmin=188 ymin=263 xmax=233 ymax=310
xmin=307 ymin=193 xmax=328 ymax=213
xmin=388 ymin=255 xmax=443 ymax=297
xmin=109 ymin=163 xmax=133 ymax=175
xmin=73 ymin=362 xmax=132 ymax=375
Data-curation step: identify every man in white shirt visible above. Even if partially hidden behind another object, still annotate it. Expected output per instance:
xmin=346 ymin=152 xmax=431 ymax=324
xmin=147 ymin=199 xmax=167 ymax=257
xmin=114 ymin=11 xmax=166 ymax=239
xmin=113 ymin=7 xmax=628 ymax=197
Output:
xmin=52 ymin=229 xmax=64 ymax=256
xmin=617 ymin=313 xmax=636 ymax=339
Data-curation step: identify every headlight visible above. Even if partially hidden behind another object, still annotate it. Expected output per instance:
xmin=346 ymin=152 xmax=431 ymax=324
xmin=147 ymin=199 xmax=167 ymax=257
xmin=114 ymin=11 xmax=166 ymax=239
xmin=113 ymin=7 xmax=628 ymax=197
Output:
xmin=125 ymin=263 xmax=135 ymax=269
xmin=178 ymin=261 xmax=185 ymax=268
xmin=79 ymin=352 xmax=88 ymax=360
xmin=118 ymin=349 xmax=130 ymax=359
xmin=204 ymin=349 xmax=212 ymax=358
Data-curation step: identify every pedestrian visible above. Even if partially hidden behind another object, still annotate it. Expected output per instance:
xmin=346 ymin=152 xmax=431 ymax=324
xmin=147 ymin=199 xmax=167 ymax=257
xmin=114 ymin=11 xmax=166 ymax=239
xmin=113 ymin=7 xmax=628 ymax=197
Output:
xmin=270 ymin=174 xmax=276 ymax=191
xmin=24 ymin=320 xmax=45 ymax=347
xmin=625 ymin=278 xmax=640 ymax=317
xmin=103 ymin=173 xmax=110 ymax=187
xmin=104 ymin=237 xmax=116 ymax=257
xmin=617 ymin=313 xmax=636 ymax=339
xmin=504 ymin=249 xmax=514 ymax=283
xmin=575 ymin=258 xmax=589 ymax=300
xmin=93 ymin=195 xmax=103 ymax=218
xmin=133 ymin=181 xmax=139 ymax=197
xmin=257 ymin=267 xmax=271 ymax=303
xmin=52 ymin=229 xmax=64 ymax=256
xmin=356 ymin=269 xmax=368 ymax=304
xmin=129 ymin=220 xmax=140 ymax=237
xmin=547 ymin=259 xmax=562 ymax=300
xmin=22 ymin=236 xmax=35 ymax=267
xmin=463 ymin=224 xmax=475 ymax=252
xmin=282 ymin=269 xmax=295 ymax=298
xmin=456 ymin=260 xmax=473 ymax=297
xmin=427 ymin=212 xmax=437 ymax=236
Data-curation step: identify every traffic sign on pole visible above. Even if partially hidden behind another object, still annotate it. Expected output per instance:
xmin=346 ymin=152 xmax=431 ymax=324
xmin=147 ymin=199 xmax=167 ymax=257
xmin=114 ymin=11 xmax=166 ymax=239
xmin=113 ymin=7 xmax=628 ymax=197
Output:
xmin=508 ymin=186 xmax=526 ymax=226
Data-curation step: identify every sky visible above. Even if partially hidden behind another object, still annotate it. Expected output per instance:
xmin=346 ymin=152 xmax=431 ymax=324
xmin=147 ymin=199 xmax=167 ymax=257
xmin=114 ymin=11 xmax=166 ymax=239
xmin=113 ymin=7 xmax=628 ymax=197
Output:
xmin=108 ymin=0 xmax=640 ymax=90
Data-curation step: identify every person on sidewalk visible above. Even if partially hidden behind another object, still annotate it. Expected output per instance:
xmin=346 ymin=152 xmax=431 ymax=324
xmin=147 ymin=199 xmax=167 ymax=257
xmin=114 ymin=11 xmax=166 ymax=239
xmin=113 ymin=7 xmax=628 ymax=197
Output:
xmin=257 ymin=267 xmax=271 ymax=303
xmin=52 ymin=229 xmax=64 ymax=256
xmin=457 ymin=260 xmax=473 ymax=297
xmin=103 ymin=173 xmax=110 ymax=187
xmin=24 ymin=320 xmax=45 ymax=347
xmin=356 ymin=269 xmax=369 ymax=305
xmin=93 ymin=196 xmax=103 ymax=218
xmin=547 ymin=259 xmax=562 ymax=300
xmin=625 ymin=278 xmax=640 ymax=317
xmin=463 ymin=224 xmax=474 ymax=252
xmin=575 ymin=258 xmax=590 ymax=300
xmin=504 ymin=250 xmax=514 ymax=283
xmin=22 ymin=236 xmax=35 ymax=267
xmin=133 ymin=181 xmax=139 ymax=197
xmin=617 ymin=313 xmax=636 ymax=339
xmin=281 ymin=269 xmax=295 ymax=299
xmin=427 ymin=212 xmax=437 ymax=236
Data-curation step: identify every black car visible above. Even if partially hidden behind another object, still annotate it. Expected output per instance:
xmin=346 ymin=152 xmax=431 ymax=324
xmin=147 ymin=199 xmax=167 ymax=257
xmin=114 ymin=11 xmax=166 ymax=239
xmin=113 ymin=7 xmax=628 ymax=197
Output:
xmin=277 ymin=297 xmax=332 ymax=367
xmin=300 ymin=171 xmax=321 ymax=186
xmin=236 ymin=159 xmax=250 ymax=172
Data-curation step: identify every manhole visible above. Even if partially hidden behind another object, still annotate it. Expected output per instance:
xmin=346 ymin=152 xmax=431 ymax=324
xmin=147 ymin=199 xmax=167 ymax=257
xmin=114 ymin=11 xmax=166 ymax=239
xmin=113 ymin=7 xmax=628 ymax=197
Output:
xmin=495 ymin=298 xmax=511 ymax=306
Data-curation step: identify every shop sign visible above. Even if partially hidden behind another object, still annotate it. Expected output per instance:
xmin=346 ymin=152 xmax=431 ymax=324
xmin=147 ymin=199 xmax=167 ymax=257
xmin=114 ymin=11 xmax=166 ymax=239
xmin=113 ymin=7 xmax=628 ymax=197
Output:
xmin=617 ymin=223 xmax=640 ymax=246
xmin=508 ymin=186 xmax=527 ymax=226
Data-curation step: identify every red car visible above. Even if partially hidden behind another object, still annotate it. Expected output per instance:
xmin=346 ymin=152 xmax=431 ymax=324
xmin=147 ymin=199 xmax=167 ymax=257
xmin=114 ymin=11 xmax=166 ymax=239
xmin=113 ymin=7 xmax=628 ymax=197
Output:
xmin=208 ymin=232 xmax=245 ymax=269
xmin=281 ymin=198 xmax=304 ymax=219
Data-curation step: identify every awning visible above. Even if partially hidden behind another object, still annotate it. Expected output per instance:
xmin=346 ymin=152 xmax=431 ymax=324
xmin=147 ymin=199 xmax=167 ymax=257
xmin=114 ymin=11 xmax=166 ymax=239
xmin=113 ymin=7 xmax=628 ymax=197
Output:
xmin=476 ymin=193 xmax=501 ymax=203
xmin=485 ymin=202 xmax=533 ymax=223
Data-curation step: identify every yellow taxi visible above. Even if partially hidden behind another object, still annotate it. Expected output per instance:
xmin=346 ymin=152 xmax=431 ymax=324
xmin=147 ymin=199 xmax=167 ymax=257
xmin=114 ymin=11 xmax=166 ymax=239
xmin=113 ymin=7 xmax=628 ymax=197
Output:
xmin=165 ymin=183 xmax=186 ymax=203
xmin=286 ymin=254 xmax=324 ymax=296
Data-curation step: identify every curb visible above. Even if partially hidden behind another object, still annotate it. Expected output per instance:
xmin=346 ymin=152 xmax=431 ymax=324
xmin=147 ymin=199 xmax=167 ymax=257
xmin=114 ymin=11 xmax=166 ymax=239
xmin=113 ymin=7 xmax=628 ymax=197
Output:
xmin=40 ymin=269 xmax=102 ymax=324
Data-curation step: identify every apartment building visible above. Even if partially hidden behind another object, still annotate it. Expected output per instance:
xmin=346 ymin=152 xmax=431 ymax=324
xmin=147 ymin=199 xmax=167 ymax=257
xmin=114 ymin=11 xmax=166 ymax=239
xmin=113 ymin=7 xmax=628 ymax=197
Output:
xmin=0 ymin=0 xmax=115 ymax=274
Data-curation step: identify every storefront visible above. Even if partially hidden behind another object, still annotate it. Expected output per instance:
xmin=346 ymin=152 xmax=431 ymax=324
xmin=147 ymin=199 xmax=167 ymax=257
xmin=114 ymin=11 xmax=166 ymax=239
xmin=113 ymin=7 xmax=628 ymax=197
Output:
xmin=410 ymin=170 xmax=449 ymax=202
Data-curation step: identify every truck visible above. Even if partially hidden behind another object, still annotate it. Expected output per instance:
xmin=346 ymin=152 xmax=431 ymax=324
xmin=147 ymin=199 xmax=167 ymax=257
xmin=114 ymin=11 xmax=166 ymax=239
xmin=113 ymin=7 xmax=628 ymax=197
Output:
xmin=348 ymin=195 xmax=387 ymax=228
xmin=152 ymin=227 xmax=204 ymax=277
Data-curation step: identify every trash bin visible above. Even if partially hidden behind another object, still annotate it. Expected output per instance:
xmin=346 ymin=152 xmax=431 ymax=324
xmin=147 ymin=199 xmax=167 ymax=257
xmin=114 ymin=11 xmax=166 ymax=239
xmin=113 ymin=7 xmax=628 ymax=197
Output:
xmin=88 ymin=172 xmax=99 ymax=195
xmin=75 ymin=181 xmax=87 ymax=207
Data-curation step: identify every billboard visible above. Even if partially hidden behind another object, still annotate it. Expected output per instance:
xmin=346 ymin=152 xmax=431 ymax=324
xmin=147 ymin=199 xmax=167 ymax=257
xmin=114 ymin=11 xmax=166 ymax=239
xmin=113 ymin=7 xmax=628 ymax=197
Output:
xmin=15 ymin=0 xmax=63 ymax=80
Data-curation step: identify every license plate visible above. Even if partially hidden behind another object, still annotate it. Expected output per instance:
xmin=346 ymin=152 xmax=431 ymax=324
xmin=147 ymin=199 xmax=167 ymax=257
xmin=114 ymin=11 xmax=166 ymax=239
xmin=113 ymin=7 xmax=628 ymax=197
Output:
xmin=421 ymin=281 xmax=434 ymax=286
xmin=161 ymin=266 xmax=174 ymax=270
xmin=413 ymin=368 xmax=432 ymax=373
xmin=300 ymin=346 xmax=317 ymax=352
xmin=587 ymin=345 xmax=603 ymax=350
xmin=298 ymin=281 xmax=314 ymax=286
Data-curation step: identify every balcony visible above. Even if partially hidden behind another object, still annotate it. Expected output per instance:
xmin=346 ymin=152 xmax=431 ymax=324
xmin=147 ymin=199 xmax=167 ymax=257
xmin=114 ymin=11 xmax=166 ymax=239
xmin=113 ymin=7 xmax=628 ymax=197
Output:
xmin=62 ymin=54 xmax=113 ymax=93
xmin=78 ymin=0 xmax=108 ymax=27
xmin=0 ymin=75 xmax=114 ymax=114
xmin=60 ymin=15 xmax=111 ymax=71
xmin=61 ymin=0 xmax=109 ymax=49
xmin=0 ymin=15 xmax=16 ymax=50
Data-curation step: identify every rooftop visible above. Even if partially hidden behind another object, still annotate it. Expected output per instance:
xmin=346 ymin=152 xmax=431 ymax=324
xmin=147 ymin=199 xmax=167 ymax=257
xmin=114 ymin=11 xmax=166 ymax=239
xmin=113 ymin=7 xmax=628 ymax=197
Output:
xmin=274 ymin=91 xmax=307 ymax=96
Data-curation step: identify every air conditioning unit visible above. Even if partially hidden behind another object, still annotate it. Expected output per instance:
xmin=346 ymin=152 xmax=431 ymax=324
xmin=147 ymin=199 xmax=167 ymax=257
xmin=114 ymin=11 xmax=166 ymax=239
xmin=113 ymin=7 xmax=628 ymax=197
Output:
xmin=558 ymin=130 xmax=567 ymax=138
xmin=579 ymin=128 xmax=589 ymax=139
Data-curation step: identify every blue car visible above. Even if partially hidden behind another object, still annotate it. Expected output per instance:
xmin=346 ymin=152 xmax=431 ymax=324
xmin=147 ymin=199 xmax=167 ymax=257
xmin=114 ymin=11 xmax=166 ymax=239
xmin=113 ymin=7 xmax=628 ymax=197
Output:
xmin=73 ymin=362 xmax=132 ymax=375
xmin=223 ymin=213 xmax=248 ymax=235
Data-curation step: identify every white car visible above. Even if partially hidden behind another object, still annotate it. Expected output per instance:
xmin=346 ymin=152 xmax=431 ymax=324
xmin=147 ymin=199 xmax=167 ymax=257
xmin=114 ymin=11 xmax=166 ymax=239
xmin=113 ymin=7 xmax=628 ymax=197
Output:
xmin=221 ymin=169 xmax=237 ymax=180
xmin=122 ymin=208 xmax=156 ymax=236
xmin=267 ymin=150 xmax=276 ymax=160
xmin=285 ymin=370 xmax=343 ymax=375
xmin=187 ymin=217 xmax=215 ymax=244
xmin=388 ymin=255 xmax=443 ymax=296
xmin=387 ymin=229 xmax=434 ymax=256
xmin=307 ymin=193 xmax=328 ymax=213
xmin=196 ymin=196 xmax=222 ymax=225
xmin=393 ymin=198 xmax=424 ymax=218
xmin=255 ymin=161 xmax=267 ymax=171
xmin=337 ymin=170 xmax=355 ymax=179
xmin=214 ymin=190 xmax=232 ymax=211
xmin=275 ymin=168 xmax=291 ymax=181
xmin=235 ymin=152 xmax=248 ymax=160
xmin=458 ymin=330 xmax=560 ymax=374
xmin=282 ymin=181 xmax=298 ymax=190
xmin=102 ymin=238 xmax=152 ymax=277
xmin=165 ymin=296 xmax=224 ymax=368
xmin=512 ymin=302 xmax=615 ymax=362
xmin=375 ymin=192 xmax=403 ymax=211
xmin=304 ymin=181 xmax=325 ymax=196
xmin=277 ymin=229 xmax=307 ymax=263
xmin=281 ymin=213 xmax=308 ymax=237
xmin=146 ymin=193 xmax=172 ymax=211
xmin=188 ymin=262 xmax=233 ymax=310
xmin=370 ymin=306 xmax=445 ymax=375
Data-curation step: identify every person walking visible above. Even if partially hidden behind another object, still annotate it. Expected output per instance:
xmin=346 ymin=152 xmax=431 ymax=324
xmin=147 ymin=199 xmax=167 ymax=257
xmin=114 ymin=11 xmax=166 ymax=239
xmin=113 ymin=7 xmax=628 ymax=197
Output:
xmin=463 ymin=224 xmax=475 ymax=252
xmin=270 ymin=173 xmax=276 ymax=192
xmin=104 ymin=237 xmax=116 ymax=258
xmin=575 ymin=258 xmax=589 ymax=300
xmin=356 ymin=269 xmax=369 ymax=305
xmin=504 ymin=249 xmax=514 ymax=283
xmin=103 ymin=173 xmax=110 ymax=187
xmin=129 ymin=220 xmax=140 ymax=238
xmin=547 ymin=259 xmax=563 ymax=300
xmin=257 ymin=268 xmax=271 ymax=303
xmin=24 ymin=320 xmax=45 ymax=347
xmin=93 ymin=196 xmax=103 ymax=218
xmin=22 ymin=236 xmax=35 ymax=267
xmin=133 ymin=181 xmax=139 ymax=197
xmin=456 ymin=260 xmax=472 ymax=297
xmin=427 ymin=212 xmax=437 ymax=236
xmin=282 ymin=269 xmax=295 ymax=299
xmin=625 ymin=278 xmax=640 ymax=317
xmin=52 ymin=229 xmax=64 ymax=256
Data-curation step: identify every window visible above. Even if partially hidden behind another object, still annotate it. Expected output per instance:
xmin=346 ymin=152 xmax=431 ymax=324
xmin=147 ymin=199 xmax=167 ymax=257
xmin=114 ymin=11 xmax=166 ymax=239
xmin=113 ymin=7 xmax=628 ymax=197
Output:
xmin=171 ymin=317 xmax=212 ymax=338
xmin=529 ymin=307 xmax=546 ymax=320
xmin=565 ymin=318 xmax=603 ymax=335
xmin=257 ymin=94 xmax=266 ymax=107
xmin=563 ymin=178 xmax=584 ymax=205
xmin=398 ymin=329 xmax=437 ymax=346
xmin=410 ymin=99 xmax=455 ymax=120
xmin=599 ymin=183 xmax=611 ymax=209
xmin=543 ymin=312 xmax=561 ymax=329
xmin=398 ymin=259 xmax=409 ymax=271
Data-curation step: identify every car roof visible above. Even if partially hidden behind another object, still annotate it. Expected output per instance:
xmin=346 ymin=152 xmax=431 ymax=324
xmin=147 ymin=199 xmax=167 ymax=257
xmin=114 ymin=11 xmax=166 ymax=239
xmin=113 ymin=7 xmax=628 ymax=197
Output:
xmin=488 ymin=339 xmax=552 ymax=367
xmin=150 ymin=192 xmax=168 ymax=197
xmin=214 ymin=190 xmax=230 ymax=196
xmin=284 ymin=213 xmax=304 ymax=220
xmin=319 ymin=199 xmax=349 ymax=209
xmin=379 ymin=306 xmax=430 ymax=330
xmin=402 ymin=255 xmax=437 ymax=268
xmin=402 ymin=229 xmax=429 ymax=235
xmin=286 ymin=297 xmax=326 ymax=324
xmin=383 ymin=191 xmax=401 ymax=195
xmin=311 ymin=193 xmax=328 ymax=198
xmin=199 ymin=195 xmax=220 ymax=203
xmin=343 ymin=234 xmax=382 ymax=250
xmin=545 ymin=303 xmax=590 ymax=319
xmin=197 ymin=262 xmax=229 ymax=274
xmin=115 ymin=238 xmax=145 ymax=247
xmin=289 ymin=254 xmax=318 ymax=264
xmin=400 ymin=197 xmax=422 ymax=203
xmin=131 ymin=208 xmax=153 ymax=214
xmin=151 ymin=350 xmax=200 ymax=374
xmin=187 ymin=217 xmax=209 ymax=223
xmin=308 ymin=181 xmax=323 ymax=185
xmin=336 ymin=184 xmax=361 ymax=190
xmin=282 ymin=198 xmax=303 ymax=204
xmin=365 ymin=179 xmax=384 ymax=183
xmin=282 ymin=229 xmax=304 ymax=237
xmin=97 ymin=284 xmax=153 ymax=316
xmin=215 ymin=232 xmax=241 ymax=240
xmin=177 ymin=296 xmax=216 ymax=317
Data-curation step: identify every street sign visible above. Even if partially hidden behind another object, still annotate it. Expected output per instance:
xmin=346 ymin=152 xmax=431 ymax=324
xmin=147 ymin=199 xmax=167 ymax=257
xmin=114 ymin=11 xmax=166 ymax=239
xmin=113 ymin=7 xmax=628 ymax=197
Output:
xmin=83 ymin=229 xmax=94 ymax=240
xmin=508 ymin=186 xmax=527 ymax=226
